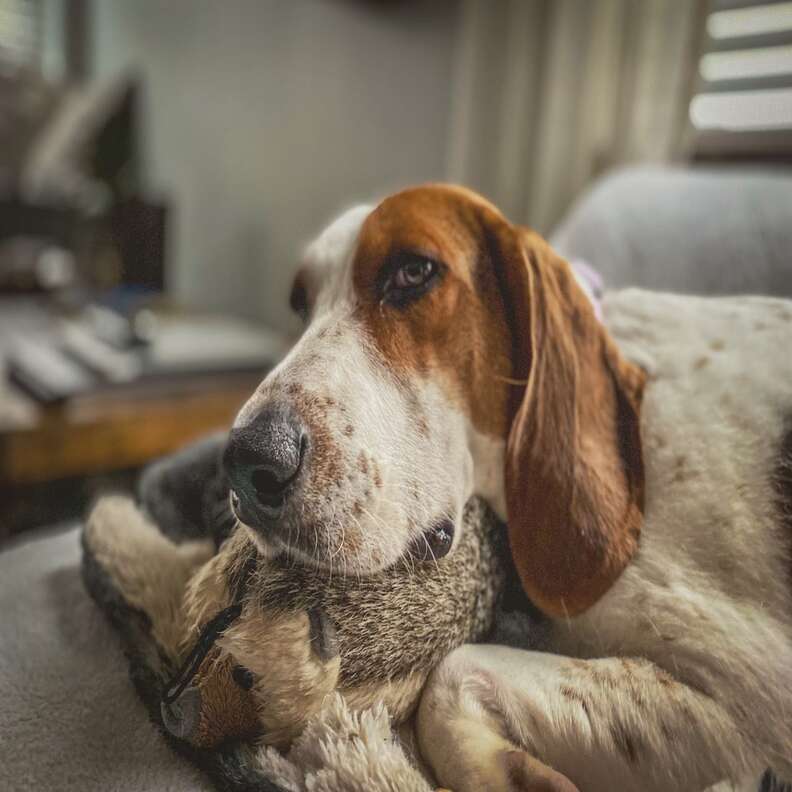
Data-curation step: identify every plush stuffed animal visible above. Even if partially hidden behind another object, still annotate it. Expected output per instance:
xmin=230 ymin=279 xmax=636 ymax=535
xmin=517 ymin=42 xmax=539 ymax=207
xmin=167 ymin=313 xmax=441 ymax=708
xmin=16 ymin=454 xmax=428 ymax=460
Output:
xmin=82 ymin=491 xmax=508 ymax=762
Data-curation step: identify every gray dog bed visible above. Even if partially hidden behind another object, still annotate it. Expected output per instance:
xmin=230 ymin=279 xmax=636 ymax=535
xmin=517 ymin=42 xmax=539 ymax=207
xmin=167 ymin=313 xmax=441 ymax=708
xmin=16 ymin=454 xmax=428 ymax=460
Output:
xmin=0 ymin=526 xmax=213 ymax=792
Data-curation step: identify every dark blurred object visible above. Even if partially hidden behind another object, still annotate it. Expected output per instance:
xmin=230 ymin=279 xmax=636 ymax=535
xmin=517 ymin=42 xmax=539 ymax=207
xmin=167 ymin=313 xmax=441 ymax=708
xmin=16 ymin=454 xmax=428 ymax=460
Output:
xmin=3 ymin=69 xmax=139 ymax=208
xmin=0 ymin=63 xmax=138 ymax=206
xmin=104 ymin=197 xmax=166 ymax=291
xmin=0 ymin=194 xmax=167 ymax=295
xmin=0 ymin=66 xmax=165 ymax=296
xmin=0 ymin=200 xmax=80 ymax=291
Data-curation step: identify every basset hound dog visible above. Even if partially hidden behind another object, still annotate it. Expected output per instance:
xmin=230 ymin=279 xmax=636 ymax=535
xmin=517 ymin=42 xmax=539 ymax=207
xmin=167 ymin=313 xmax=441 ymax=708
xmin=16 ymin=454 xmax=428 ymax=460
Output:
xmin=223 ymin=184 xmax=792 ymax=792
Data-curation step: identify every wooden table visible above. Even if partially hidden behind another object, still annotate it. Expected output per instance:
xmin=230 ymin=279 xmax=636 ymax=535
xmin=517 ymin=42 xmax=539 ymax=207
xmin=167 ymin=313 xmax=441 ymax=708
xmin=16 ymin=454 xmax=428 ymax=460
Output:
xmin=0 ymin=374 xmax=259 ymax=487
xmin=0 ymin=298 xmax=271 ymax=537
xmin=0 ymin=372 xmax=262 ymax=540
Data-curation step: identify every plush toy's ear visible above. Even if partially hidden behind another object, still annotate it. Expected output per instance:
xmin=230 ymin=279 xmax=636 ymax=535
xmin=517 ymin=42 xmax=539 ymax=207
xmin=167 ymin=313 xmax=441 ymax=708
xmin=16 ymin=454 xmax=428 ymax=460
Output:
xmin=489 ymin=224 xmax=646 ymax=618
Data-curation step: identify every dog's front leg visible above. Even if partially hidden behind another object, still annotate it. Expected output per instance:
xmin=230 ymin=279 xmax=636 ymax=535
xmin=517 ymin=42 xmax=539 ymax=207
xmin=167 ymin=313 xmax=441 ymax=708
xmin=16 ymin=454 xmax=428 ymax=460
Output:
xmin=417 ymin=644 xmax=758 ymax=792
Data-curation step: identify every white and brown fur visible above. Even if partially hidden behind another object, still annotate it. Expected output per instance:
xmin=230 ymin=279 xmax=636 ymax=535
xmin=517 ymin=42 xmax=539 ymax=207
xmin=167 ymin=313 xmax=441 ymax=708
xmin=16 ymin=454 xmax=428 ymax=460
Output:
xmin=228 ymin=184 xmax=792 ymax=791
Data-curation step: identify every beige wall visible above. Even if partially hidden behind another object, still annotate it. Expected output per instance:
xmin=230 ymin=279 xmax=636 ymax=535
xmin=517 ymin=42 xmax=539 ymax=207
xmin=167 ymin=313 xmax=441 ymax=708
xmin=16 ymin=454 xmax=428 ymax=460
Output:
xmin=92 ymin=0 xmax=460 ymax=332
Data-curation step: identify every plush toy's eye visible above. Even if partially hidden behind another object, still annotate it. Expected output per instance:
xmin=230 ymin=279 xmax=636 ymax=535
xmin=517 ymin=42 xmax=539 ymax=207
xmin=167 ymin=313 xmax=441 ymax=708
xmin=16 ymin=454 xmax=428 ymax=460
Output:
xmin=407 ymin=518 xmax=455 ymax=561
xmin=232 ymin=665 xmax=255 ymax=691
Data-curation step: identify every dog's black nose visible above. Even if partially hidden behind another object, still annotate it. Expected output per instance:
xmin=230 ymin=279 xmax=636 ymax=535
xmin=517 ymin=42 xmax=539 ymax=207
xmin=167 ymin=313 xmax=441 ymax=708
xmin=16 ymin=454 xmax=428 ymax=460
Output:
xmin=223 ymin=404 xmax=306 ymax=517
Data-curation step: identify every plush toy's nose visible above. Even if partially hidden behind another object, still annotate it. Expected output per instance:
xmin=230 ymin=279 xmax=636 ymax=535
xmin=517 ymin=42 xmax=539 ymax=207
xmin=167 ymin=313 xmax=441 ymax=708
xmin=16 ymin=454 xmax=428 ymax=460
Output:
xmin=223 ymin=403 xmax=307 ymax=522
xmin=160 ymin=685 xmax=202 ymax=742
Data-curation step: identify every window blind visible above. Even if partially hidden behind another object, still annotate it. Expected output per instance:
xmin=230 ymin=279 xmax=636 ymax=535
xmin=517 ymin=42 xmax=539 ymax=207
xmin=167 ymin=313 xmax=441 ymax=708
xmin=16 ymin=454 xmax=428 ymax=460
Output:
xmin=691 ymin=0 xmax=792 ymax=156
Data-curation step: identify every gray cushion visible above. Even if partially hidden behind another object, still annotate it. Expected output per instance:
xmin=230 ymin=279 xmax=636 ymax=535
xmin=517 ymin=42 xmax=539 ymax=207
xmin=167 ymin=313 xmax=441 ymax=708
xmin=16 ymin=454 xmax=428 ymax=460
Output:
xmin=551 ymin=165 xmax=792 ymax=297
xmin=0 ymin=527 xmax=210 ymax=792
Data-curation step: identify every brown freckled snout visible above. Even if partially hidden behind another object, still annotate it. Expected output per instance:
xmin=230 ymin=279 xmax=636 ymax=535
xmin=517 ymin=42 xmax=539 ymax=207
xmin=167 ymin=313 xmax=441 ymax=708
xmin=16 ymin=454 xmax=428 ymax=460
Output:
xmin=224 ymin=402 xmax=309 ymax=527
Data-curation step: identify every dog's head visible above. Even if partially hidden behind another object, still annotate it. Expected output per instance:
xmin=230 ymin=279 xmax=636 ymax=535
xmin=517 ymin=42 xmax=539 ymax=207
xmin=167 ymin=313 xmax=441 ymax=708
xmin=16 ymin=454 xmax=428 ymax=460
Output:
xmin=224 ymin=184 xmax=645 ymax=616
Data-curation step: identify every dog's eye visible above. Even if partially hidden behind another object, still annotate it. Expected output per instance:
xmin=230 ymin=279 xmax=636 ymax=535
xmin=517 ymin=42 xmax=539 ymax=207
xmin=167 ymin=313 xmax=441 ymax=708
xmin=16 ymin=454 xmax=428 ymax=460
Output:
xmin=232 ymin=665 xmax=255 ymax=691
xmin=393 ymin=258 xmax=435 ymax=290
xmin=383 ymin=255 xmax=441 ymax=306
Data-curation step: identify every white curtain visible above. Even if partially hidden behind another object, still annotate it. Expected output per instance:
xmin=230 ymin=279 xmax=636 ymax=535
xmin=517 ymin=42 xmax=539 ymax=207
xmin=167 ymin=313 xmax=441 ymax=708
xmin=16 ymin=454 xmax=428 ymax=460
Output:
xmin=446 ymin=0 xmax=707 ymax=233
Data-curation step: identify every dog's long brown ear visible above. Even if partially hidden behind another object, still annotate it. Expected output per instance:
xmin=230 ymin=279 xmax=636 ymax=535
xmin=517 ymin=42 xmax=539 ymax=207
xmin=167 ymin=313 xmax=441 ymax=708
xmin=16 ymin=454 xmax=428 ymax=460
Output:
xmin=490 ymin=223 xmax=645 ymax=618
